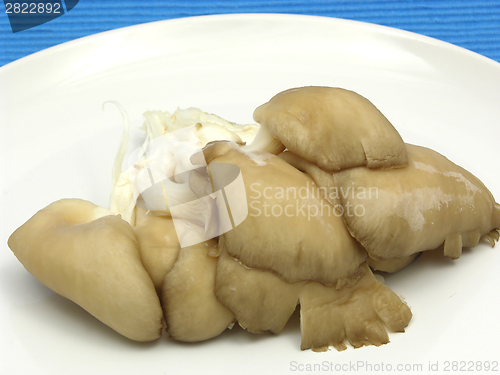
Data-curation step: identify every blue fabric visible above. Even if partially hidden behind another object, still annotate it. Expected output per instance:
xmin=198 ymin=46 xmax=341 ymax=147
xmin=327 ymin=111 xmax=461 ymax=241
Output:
xmin=0 ymin=0 xmax=499 ymax=67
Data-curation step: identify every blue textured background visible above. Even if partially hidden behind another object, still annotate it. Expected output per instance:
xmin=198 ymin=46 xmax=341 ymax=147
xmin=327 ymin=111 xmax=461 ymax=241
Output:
xmin=0 ymin=0 xmax=499 ymax=67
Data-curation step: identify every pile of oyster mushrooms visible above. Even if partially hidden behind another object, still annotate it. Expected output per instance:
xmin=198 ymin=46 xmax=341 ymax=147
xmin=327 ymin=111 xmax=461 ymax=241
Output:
xmin=8 ymin=86 xmax=500 ymax=352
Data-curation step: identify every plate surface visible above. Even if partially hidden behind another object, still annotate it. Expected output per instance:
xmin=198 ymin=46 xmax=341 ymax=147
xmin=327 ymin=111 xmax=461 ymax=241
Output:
xmin=1 ymin=14 xmax=499 ymax=374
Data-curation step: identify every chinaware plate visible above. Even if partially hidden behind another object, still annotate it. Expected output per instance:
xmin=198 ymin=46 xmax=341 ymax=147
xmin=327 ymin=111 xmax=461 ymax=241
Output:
xmin=1 ymin=14 xmax=499 ymax=375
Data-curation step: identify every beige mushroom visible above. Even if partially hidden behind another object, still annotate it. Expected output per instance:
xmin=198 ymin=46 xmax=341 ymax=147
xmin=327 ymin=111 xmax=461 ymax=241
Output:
xmin=215 ymin=243 xmax=412 ymax=350
xmin=161 ymin=239 xmax=235 ymax=342
xmin=12 ymin=87 xmax=494 ymax=351
xmin=134 ymin=212 xmax=233 ymax=341
xmin=250 ymin=86 xmax=408 ymax=171
xmin=215 ymin=240 xmax=304 ymax=334
xmin=202 ymin=140 xmax=367 ymax=287
xmin=281 ymin=144 xmax=500 ymax=261
xmin=7 ymin=199 xmax=163 ymax=342
xmin=299 ymin=264 xmax=412 ymax=351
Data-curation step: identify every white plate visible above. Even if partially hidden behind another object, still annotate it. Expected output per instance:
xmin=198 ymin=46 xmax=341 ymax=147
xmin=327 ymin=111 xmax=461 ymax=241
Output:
xmin=1 ymin=14 xmax=499 ymax=375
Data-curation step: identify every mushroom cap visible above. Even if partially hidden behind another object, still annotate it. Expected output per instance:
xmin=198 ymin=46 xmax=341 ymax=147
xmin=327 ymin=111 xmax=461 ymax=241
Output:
xmin=299 ymin=264 xmax=412 ymax=351
xmin=202 ymin=141 xmax=367 ymax=286
xmin=282 ymin=144 xmax=500 ymax=260
xmin=161 ymin=239 xmax=234 ymax=342
xmin=7 ymin=199 xmax=163 ymax=341
xmin=215 ymin=241 xmax=304 ymax=334
xmin=334 ymin=144 xmax=500 ymax=259
xmin=253 ymin=86 xmax=408 ymax=171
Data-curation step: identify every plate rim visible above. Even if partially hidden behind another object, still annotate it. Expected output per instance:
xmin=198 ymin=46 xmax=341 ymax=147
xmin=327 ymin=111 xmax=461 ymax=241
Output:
xmin=1 ymin=11 xmax=500 ymax=372
xmin=1 ymin=13 xmax=499 ymax=75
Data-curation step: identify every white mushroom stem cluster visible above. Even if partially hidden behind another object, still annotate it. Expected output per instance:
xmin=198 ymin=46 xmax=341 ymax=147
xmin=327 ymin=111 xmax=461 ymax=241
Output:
xmin=109 ymin=107 xmax=259 ymax=226
xmin=7 ymin=87 xmax=500 ymax=351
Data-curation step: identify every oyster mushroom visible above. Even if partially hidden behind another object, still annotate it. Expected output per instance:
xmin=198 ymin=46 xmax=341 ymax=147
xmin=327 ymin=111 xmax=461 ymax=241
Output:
xmin=214 ymin=241 xmax=304 ymax=334
xmin=202 ymin=140 xmax=412 ymax=349
xmin=248 ymin=86 xmax=408 ymax=171
xmin=161 ymin=239 xmax=235 ymax=342
xmin=299 ymin=264 xmax=412 ymax=352
xmin=7 ymin=199 xmax=163 ymax=342
xmin=281 ymin=144 xmax=500 ymax=261
xmin=134 ymin=214 xmax=234 ymax=342
xmin=202 ymin=140 xmax=367 ymax=287
xmin=214 ymin=240 xmax=411 ymax=351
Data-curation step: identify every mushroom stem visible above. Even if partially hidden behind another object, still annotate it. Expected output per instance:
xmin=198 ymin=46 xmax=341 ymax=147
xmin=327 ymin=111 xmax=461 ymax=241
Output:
xmin=242 ymin=123 xmax=285 ymax=154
